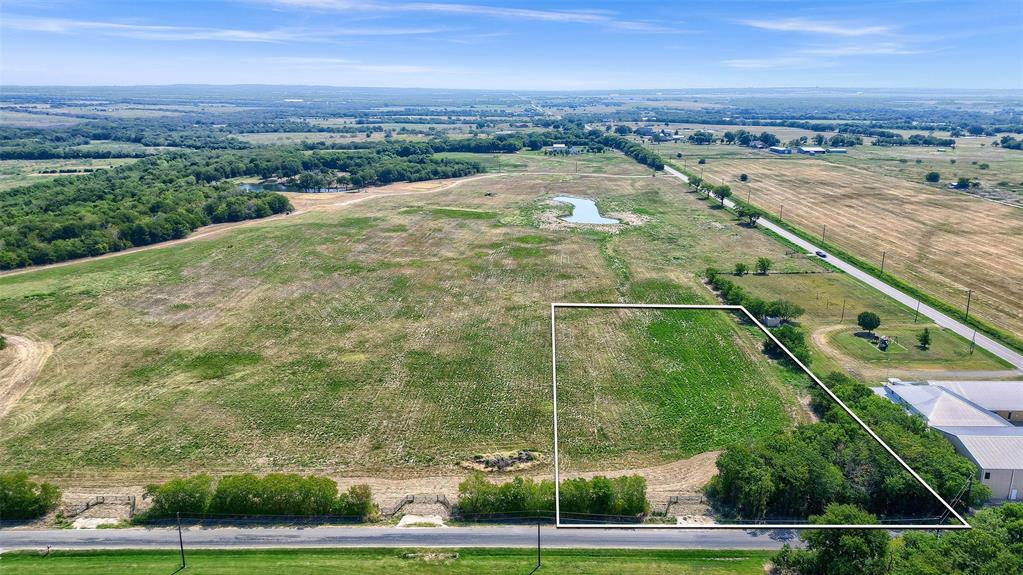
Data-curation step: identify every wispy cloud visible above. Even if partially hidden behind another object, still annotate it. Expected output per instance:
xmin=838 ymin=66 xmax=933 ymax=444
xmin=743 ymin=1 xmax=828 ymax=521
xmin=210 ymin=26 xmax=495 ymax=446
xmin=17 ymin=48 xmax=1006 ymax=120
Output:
xmin=258 ymin=56 xmax=453 ymax=73
xmin=2 ymin=15 xmax=447 ymax=42
xmin=256 ymin=1 xmax=674 ymax=32
xmin=722 ymin=56 xmax=828 ymax=70
xmin=803 ymin=44 xmax=920 ymax=56
xmin=741 ymin=17 xmax=894 ymax=37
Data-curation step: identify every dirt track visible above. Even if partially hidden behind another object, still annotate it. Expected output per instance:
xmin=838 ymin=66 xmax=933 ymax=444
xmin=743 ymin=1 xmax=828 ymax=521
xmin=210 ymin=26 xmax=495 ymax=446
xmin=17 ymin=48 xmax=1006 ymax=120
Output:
xmin=0 ymin=334 xmax=53 ymax=419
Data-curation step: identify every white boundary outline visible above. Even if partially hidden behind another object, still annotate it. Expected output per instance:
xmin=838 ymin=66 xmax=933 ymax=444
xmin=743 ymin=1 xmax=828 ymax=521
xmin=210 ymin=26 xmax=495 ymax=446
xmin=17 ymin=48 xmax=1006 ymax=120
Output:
xmin=550 ymin=303 xmax=971 ymax=530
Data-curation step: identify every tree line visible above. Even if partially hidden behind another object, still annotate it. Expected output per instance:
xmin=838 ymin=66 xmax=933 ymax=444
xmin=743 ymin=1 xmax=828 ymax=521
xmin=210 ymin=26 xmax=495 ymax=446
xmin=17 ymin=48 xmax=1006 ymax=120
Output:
xmin=456 ymin=472 xmax=649 ymax=519
xmin=142 ymin=473 xmax=377 ymax=520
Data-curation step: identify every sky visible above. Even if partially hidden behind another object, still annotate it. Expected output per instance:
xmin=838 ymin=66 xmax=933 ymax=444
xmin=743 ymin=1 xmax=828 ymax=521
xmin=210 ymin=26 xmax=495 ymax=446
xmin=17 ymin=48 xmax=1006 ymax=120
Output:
xmin=1 ymin=0 xmax=1021 ymax=90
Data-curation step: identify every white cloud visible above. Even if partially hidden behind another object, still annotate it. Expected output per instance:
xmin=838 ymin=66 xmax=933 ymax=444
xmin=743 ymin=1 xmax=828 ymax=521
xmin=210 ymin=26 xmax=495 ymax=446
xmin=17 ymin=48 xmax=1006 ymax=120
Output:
xmin=257 ymin=56 xmax=453 ymax=74
xmin=255 ymin=1 xmax=673 ymax=32
xmin=721 ymin=57 xmax=826 ymax=70
xmin=803 ymin=44 xmax=920 ymax=56
xmin=1 ymin=15 xmax=447 ymax=42
xmin=742 ymin=18 xmax=894 ymax=37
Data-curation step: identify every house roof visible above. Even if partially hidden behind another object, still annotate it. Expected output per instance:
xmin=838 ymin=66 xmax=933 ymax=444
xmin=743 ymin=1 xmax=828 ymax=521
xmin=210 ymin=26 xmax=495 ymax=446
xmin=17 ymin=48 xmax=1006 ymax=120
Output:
xmin=933 ymin=426 xmax=1023 ymax=469
xmin=884 ymin=384 xmax=1010 ymax=427
xmin=928 ymin=380 xmax=1023 ymax=412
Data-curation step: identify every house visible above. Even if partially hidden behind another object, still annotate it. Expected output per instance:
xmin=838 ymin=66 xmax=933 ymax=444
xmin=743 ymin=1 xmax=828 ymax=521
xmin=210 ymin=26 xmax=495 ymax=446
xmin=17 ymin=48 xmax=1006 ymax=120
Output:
xmin=762 ymin=316 xmax=782 ymax=327
xmin=798 ymin=146 xmax=827 ymax=155
xmin=874 ymin=380 xmax=1023 ymax=500
xmin=634 ymin=126 xmax=655 ymax=137
xmin=769 ymin=146 xmax=792 ymax=154
xmin=750 ymin=140 xmax=766 ymax=149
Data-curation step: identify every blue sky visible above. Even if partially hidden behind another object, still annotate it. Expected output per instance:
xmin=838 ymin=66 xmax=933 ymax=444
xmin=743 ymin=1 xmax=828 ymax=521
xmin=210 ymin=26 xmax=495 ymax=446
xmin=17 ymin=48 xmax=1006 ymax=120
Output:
xmin=1 ymin=0 xmax=1020 ymax=89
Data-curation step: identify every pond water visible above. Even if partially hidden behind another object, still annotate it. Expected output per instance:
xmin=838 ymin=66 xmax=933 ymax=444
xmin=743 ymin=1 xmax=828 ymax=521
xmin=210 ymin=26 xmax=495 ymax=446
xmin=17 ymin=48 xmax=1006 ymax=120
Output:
xmin=552 ymin=196 xmax=620 ymax=224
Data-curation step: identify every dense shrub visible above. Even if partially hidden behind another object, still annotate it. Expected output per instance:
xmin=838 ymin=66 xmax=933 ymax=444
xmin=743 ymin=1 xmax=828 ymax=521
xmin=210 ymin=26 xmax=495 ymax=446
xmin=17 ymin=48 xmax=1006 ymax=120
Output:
xmin=456 ymin=473 xmax=647 ymax=518
xmin=706 ymin=372 xmax=989 ymax=522
xmin=0 ymin=473 xmax=62 ymax=520
xmin=144 ymin=474 xmax=214 ymax=518
xmin=143 ymin=473 xmax=377 ymax=520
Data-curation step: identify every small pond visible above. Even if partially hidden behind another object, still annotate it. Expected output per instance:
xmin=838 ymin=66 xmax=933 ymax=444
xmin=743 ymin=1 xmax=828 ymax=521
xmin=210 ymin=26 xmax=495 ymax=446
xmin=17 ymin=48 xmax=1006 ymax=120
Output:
xmin=552 ymin=196 xmax=620 ymax=224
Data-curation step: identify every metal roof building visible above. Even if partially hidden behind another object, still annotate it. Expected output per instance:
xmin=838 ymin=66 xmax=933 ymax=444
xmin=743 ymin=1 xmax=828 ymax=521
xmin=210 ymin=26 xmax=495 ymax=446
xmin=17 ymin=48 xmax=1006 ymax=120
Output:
xmin=928 ymin=380 xmax=1023 ymax=413
xmin=880 ymin=384 xmax=1010 ymax=427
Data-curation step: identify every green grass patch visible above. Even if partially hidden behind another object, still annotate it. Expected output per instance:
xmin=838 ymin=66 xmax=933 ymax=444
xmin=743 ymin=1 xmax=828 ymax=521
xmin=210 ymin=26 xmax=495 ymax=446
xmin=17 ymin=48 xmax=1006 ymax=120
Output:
xmin=0 ymin=548 xmax=772 ymax=574
xmin=430 ymin=207 xmax=499 ymax=220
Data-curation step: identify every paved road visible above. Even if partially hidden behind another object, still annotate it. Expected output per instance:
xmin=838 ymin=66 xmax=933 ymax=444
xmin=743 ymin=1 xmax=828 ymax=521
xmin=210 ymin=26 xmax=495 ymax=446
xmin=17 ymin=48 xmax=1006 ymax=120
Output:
xmin=0 ymin=526 xmax=795 ymax=551
xmin=664 ymin=165 xmax=1023 ymax=373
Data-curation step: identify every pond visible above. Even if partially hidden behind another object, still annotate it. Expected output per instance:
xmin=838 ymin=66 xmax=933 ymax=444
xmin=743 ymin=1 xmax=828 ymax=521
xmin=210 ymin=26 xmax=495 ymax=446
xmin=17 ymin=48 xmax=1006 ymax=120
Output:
xmin=552 ymin=196 xmax=620 ymax=224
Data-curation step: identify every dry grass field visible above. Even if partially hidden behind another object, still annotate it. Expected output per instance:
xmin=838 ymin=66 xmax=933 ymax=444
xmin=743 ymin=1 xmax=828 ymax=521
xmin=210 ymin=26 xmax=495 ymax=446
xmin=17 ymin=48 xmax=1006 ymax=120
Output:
xmin=693 ymin=153 xmax=1023 ymax=340
xmin=0 ymin=158 xmax=140 ymax=191
xmin=0 ymin=153 xmax=824 ymax=479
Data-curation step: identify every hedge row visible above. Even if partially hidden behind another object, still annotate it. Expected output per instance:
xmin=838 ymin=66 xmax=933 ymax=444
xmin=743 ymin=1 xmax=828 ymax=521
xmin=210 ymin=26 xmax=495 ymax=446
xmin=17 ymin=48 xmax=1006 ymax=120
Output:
xmin=0 ymin=473 xmax=61 ymax=520
xmin=143 ymin=473 xmax=376 ymax=520
xmin=456 ymin=472 xmax=648 ymax=518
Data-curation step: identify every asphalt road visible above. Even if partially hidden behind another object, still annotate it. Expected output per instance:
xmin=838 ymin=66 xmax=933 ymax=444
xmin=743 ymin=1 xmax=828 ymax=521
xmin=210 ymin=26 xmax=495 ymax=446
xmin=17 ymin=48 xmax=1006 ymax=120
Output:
xmin=663 ymin=165 xmax=1023 ymax=373
xmin=0 ymin=526 xmax=796 ymax=551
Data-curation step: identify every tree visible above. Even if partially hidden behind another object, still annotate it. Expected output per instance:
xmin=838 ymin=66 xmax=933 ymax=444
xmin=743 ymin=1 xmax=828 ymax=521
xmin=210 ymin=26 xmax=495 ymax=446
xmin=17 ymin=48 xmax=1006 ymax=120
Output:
xmin=697 ymin=158 xmax=706 ymax=164
xmin=917 ymin=328 xmax=931 ymax=350
xmin=925 ymin=171 xmax=940 ymax=183
xmin=734 ymin=262 xmax=749 ymax=276
xmin=714 ymin=184 xmax=732 ymax=206
xmin=0 ymin=473 xmax=62 ymax=519
xmin=0 ymin=334 xmax=5 ymax=350
xmin=739 ymin=173 xmax=748 ymax=182
xmin=755 ymin=257 xmax=772 ymax=275
xmin=774 ymin=504 xmax=890 ymax=575
xmin=737 ymin=206 xmax=763 ymax=227
xmin=857 ymin=311 xmax=881 ymax=333
xmin=955 ymin=177 xmax=970 ymax=189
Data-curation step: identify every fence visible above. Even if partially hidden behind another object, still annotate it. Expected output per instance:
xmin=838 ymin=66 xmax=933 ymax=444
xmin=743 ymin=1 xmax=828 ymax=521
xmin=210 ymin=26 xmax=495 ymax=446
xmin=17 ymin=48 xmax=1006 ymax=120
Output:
xmin=62 ymin=495 xmax=136 ymax=518
xmin=380 ymin=493 xmax=452 ymax=517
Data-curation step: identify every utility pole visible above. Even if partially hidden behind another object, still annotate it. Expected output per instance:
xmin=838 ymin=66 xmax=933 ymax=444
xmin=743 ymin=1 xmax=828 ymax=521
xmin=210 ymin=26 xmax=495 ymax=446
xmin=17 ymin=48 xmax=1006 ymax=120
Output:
xmin=970 ymin=330 xmax=977 ymax=355
xmin=779 ymin=205 xmax=784 ymax=220
xmin=914 ymin=300 xmax=920 ymax=323
xmin=840 ymin=298 xmax=847 ymax=322
xmin=746 ymin=187 xmax=751 ymax=204
xmin=528 ymin=521 xmax=542 ymax=574
xmin=880 ymin=251 xmax=886 ymax=274
xmin=964 ymin=290 xmax=973 ymax=321
xmin=177 ymin=512 xmax=186 ymax=570
xmin=821 ymin=224 xmax=827 ymax=243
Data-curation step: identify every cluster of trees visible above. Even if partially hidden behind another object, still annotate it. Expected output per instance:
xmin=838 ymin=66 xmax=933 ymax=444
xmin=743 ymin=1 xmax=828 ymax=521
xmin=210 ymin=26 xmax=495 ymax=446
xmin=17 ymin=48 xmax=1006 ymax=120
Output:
xmin=597 ymin=133 xmax=664 ymax=169
xmin=773 ymin=503 xmax=1023 ymax=575
xmin=704 ymin=268 xmax=810 ymax=365
xmin=996 ymin=135 xmax=1023 ymax=150
xmin=0 ymin=153 xmax=294 ymax=269
xmin=143 ymin=473 xmax=377 ymax=520
xmin=706 ymin=372 xmax=990 ymax=522
xmin=0 ymin=473 xmax=62 ymax=520
xmin=872 ymin=134 xmax=956 ymax=147
xmin=722 ymin=130 xmax=781 ymax=147
xmin=456 ymin=473 xmax=648 ymax=519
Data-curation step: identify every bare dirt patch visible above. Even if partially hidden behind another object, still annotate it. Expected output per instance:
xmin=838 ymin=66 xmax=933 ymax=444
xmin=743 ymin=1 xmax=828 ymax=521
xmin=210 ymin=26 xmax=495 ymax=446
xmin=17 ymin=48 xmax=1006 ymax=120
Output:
xmin=0 ymin=334 xmax=53 ymax=419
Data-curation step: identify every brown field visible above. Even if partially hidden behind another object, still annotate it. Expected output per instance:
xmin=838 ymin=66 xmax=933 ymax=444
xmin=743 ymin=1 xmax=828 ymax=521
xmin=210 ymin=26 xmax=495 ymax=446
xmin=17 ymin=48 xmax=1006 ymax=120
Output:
xmin=696 ymin=154 xmax=1023 ymax=339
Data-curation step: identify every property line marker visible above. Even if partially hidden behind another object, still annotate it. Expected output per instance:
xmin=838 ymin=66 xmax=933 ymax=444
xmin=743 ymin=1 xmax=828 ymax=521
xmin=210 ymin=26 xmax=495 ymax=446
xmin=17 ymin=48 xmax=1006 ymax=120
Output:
xmin=550 ymin=302 xmax=970 ymax=530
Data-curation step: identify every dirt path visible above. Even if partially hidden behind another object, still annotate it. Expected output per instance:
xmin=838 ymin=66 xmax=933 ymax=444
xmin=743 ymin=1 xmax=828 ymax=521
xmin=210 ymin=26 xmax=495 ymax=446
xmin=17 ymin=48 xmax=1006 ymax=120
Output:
xmin=0 ymin=334 xmax=53 ymax=419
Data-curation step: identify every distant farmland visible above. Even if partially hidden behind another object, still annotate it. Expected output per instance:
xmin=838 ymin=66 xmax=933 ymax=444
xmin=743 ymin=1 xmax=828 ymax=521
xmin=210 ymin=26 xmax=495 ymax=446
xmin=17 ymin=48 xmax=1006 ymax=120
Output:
xmin=693 ymin=153 xmax=1023 ymax=341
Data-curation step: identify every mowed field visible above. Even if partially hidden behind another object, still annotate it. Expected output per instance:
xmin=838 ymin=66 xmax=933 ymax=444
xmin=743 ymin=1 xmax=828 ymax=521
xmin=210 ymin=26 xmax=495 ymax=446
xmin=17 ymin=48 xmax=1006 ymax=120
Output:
xmin=690 ymin=152 xmax=1023 ymax=340
xmin=2 ymin=548 xmax=773 ymax=575
xmin=555 ymin=307 xmax=812 ymax=472
xmin=0 ymin=152 xmax=822 ymax=478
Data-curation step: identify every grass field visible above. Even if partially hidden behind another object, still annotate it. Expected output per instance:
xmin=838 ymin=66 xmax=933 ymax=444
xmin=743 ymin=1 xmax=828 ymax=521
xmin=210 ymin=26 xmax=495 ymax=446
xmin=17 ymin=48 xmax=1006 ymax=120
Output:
xmin=0 ymin=153 xmax=821 ymax=477
xmin=555 ymin=307 xmax=812 ymax=471
xmin=679 ymin=148 xmax=1023 ymax=341
xmin=1 ymin=150 xmax=1009 ymax=484
xmin=0 ymin=158 xmax=140 ymax=191
xmin=1 ymin=548 xmax=772 ymax=574
xmin=827 ymin=324 xmax=1007 ymax=370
